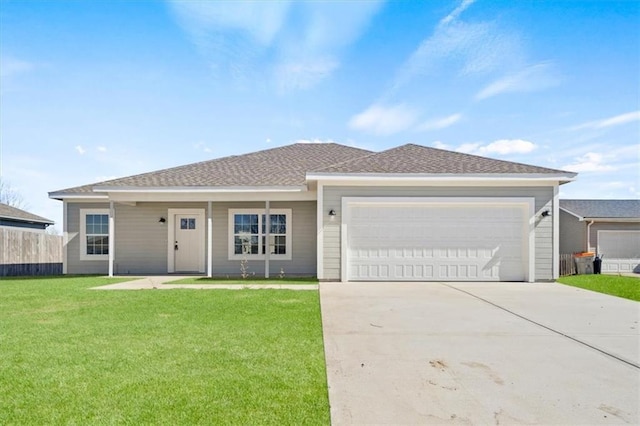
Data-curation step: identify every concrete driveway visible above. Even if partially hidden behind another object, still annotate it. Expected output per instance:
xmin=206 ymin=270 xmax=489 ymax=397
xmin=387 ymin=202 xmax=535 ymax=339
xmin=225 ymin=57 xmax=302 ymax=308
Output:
xmin=320 ymin=282 xmax=639 ymax=425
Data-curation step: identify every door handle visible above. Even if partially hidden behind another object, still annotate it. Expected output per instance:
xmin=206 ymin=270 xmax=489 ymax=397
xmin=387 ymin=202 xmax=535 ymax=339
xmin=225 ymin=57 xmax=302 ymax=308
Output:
xmin=174 ymin=241 xmax=179 ymax=251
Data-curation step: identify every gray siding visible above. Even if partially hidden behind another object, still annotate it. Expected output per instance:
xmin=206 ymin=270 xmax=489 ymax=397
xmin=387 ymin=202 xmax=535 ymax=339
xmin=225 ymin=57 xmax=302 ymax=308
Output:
xmin=322 ymin=186 xmax=555 ymax=281
xmin=65 ymin=201 xmax=316 ymax=276
xmin=559 ymin=210 xmax=586 ymax=254
xmin=66 ymin=202 xmax=111 ymax=274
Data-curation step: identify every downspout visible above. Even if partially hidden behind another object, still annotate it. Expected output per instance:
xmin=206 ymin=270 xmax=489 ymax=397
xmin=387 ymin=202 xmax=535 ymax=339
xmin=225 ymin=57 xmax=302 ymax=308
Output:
xmin=586 ymin=220 xmax=594 ymax=253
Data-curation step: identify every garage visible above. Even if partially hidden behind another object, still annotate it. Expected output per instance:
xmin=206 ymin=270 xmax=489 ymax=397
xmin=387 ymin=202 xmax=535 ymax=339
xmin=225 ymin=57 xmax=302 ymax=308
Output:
xmin=343 ymin=198 xmax=533 ymax=282
xmin=598 ymin=230 xmax=640 ymax=273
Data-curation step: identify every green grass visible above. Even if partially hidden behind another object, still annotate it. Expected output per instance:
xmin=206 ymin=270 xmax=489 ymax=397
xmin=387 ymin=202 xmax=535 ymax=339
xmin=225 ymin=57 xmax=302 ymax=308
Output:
xmin=557 ymin=274 xmax=640 ymax=301
xmin=0 ymin=276 xmax=330 ymax=425
xmin=168 ymin=276 xmax=318 ymax=285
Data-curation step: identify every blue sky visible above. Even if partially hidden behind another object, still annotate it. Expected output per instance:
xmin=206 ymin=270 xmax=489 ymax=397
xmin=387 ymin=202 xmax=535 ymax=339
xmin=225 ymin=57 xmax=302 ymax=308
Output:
xmin=1 ymin=0 xmax=638 ymax=230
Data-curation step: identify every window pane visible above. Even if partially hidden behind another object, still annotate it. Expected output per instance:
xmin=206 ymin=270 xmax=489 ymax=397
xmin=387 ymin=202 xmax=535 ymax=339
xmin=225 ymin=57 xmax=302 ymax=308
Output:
xmin=235 ymin=214 xmax=258 ymax=234
xmin=262 ymin=214 xmax=287 ymax=234
xmin=87 ymin=214 xmax=109 ymax=235
xmin=188 ymin=218 xmax=196 ymax=229
xmin=87 ymin=236 xmax=109 ymax=255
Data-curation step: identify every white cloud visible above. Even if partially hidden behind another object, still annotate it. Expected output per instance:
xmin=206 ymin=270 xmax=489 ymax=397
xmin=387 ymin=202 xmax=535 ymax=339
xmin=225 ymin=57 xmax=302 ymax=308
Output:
xmin=274 ymin=58 xmax=339 ymax=92
xmin=432 ymin=141 xmax=451 ymax=150
xmin=475 ymin=62 xmax=559 ymax=100
xmin=456 ymin=139 xmax=537 ymax=155
xmin=391 ymin=0 xmax=524 ymax=92
xmin=440 ymin=0 xmax=476 ymax=26
xmin=0 ymin=56 xmax=34 ymax=78
xmin=562 ymin=152 xmax=616 ymax=173
xmin=570 ymin=111 xmax=640 ymax=131
xmin=168 ymin=1 xmax=383 ymax=91
xmin=193 ymin=142 xmax=213 ymax=153
xmin=265 ymin=138 xmax=272 ymax=144
xmin=417 ymin=113 xmax=462 ymax=131
xmin=75 ymin=145 xmax=86 ymax=155
xmin=293 ymin=138 xmax=337 ymax=144
xmin=349 ymin=104 xmax=419 ymax=135
xmin=97 ymin=146 xmax=107 ymax=152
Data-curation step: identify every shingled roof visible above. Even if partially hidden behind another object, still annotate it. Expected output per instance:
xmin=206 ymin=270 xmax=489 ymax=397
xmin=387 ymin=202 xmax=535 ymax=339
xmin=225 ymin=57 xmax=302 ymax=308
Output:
xmin=560 ymin=199 xmax=640 ymax=219
xmin=311 ymin=144 xmax=572 ymax=175
xmin=0 ymin=202 xmax=54 ymax=225
xmin=51 ymin=143 xmax=373 ymax=195
xmin=50 ymin=142 xmax=576 ymax=197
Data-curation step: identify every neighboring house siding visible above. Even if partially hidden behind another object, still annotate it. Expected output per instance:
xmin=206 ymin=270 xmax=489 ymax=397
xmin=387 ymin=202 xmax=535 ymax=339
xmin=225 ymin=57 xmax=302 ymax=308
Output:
xmin=65 ymin=201 xmax=316 ymax=275
xmin=559 ymin=210 xmax=586 ymax=254
xmin=590 ymin=222 xmax=640 ymax=253
xmin=66 ymin=202 xmax=111 ymax=274
xmin=322 ymin=186 xmax=554 ymax=281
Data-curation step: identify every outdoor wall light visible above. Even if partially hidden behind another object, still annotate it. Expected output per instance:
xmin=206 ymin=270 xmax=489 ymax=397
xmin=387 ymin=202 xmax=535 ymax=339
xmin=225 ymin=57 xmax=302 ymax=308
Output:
xmin=540 ymin=210 xmax=551 ymax=218
xmin=159 ymin=217 xmax=166 ymax=223
xmin=328 ymin=209 xmax=336 ymax=216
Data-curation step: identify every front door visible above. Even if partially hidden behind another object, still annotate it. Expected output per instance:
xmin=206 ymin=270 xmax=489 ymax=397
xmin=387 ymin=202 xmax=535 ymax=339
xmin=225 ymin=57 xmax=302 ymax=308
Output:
xmin=174 ymin=214 xmax=201 ymax=272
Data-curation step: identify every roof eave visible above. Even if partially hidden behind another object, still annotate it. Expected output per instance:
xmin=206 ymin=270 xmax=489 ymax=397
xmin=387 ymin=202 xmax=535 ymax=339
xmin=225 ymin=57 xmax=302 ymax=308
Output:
xmin=581 ymin=217 xmax=640 ymax=223
xmin=48 ymin=192 xmax=109 ymax=201
xmin=92 ymin=185 xmax=309 ymax=193
xmin=306 ymin=173 xmax=577 ymax=183
xmin=0 ymin=215 xmax=54 ymax=225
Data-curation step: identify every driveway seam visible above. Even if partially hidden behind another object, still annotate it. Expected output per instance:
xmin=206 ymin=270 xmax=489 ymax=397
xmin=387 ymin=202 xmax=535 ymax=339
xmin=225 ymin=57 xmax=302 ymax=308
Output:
xmin=441 ymin=282 xmax=640 ymax=370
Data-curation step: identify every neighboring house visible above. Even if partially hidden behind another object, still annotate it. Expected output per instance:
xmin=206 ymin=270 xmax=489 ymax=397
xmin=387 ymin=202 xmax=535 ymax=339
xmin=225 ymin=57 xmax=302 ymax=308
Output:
xmin=49 ymin=143 xmax=576 ymax=282
xmin=559 ymin=199 xmax=640 ymax=273
xmin=0 ymin=202 xmax=54 ymax=232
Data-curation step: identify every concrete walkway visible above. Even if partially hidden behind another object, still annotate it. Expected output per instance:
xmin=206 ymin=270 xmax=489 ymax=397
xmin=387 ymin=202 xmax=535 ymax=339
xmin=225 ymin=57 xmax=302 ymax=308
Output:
xmin=320 ymin=281 xmax=640 ymax=425
xmin=91 ymin=276 xmax=317 ymax=290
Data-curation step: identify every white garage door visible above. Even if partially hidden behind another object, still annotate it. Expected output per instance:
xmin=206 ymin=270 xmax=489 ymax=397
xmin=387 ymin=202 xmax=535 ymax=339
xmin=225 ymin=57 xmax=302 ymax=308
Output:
xmin=346 ymin=200 xmax=530 ymax=282
xmin=598 ymin=230 xmax=640 ymax=273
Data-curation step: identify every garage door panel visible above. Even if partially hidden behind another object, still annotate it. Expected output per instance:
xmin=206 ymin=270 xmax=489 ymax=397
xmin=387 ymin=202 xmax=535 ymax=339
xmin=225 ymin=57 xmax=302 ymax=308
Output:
xmin=348 ymin=203 xmax=527 ymax=282
xmin=598 ymin=231 xmax=640 ymax=274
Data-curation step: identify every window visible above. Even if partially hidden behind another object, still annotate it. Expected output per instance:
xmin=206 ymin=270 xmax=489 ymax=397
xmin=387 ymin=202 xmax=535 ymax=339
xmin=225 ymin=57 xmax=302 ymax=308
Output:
xmin=80 ymin=209 xmax=109 ymax=260
xmin=228 ymin=209 xmax=291 ymax=260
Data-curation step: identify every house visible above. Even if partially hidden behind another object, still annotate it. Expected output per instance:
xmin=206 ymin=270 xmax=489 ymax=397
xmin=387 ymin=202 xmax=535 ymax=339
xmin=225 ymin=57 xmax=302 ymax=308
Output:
xmin=0 ymin=202 xmax=54 ymax=232
xmin=559 ymin=199 xmax=640 ymax=273
xmin=49 ymin=143 xmax=577 ymax=282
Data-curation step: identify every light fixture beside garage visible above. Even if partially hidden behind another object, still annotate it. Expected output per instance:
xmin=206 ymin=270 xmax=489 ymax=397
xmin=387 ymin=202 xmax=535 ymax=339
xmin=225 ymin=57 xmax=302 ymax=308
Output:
xmin=540 ymin=210 xmax=551 ymax=218
xmin=328 ymin=209 xmax=336 ymax=218
xmin=159 ymin=217 xmax=166 ymax=223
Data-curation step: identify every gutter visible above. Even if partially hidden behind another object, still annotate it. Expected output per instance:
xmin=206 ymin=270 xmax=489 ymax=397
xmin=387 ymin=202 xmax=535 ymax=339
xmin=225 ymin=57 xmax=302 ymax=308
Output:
xmin=586 ymin=220 xmax=594 ymax=252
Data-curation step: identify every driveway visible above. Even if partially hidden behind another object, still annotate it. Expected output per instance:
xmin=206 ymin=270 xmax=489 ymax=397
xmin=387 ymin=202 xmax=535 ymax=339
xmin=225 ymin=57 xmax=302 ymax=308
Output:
xmin=320 ymin=282 xmax=639 ymax=425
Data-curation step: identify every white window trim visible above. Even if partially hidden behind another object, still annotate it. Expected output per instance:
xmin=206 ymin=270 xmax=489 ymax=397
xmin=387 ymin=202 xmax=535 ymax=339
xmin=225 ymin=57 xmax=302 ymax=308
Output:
xmin=228 ymin=208 xmax=292 ymax=261
xmin=80 ymin=208 xmax=110 ymax=261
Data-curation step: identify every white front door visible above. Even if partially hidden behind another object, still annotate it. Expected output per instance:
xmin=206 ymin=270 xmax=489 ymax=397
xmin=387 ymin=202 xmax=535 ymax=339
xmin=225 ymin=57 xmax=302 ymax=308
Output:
xmin=174 ymin=214 xmax=203 ymax=272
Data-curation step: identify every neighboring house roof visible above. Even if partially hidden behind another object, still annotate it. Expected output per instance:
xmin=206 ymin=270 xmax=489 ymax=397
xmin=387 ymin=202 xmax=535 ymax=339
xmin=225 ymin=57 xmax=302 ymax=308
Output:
xmin=560 ymin=199 xmax=640 ymax=220
xmin=0 ymin=202 xmax=54 ymax=225
xmin=311 ymin=144 xmax=572 ymax=175
xmin=50 ymin=142 xmax=576 ymax=198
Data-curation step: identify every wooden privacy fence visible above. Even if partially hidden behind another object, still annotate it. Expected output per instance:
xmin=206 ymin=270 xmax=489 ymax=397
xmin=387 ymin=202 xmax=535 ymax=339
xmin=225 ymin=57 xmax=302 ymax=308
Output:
xmin=559 ymin=253 xmax=577 ymax=277
xmin=0 ymin=228 xmax=63 ymax=276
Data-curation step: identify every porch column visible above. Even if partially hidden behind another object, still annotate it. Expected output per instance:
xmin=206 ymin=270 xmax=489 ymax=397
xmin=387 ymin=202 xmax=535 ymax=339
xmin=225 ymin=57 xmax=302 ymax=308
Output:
xmin=108 ymin=201 xmax=115 ymax=277
xmin=265 ymin=200 xmax=270 ymax=278
xmin=207 ymin=201 xmax=213 ymax=277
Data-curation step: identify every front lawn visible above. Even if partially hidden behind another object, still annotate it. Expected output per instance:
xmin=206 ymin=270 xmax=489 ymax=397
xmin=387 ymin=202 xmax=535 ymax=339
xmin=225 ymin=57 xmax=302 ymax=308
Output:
xmin=557 ymin=274 xmax=640 ymax=301
xmin=0 ymin=276 xmax=329 ymax=425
